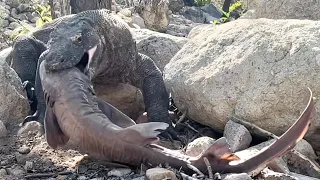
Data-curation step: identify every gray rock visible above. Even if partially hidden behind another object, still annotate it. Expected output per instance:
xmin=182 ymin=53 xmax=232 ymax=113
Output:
xmin=146 ymin=168 xmax=177 ymax=180
xmin=5 ymin=0 xmax=20 ymax=8
xmin=185 ymin=136 xmax=215 ymax=156
xmin=163 ymin=18 xmax=320 ymax=151
xmin=16 ymin=4 xmax=33 ymax=14
xmin=0 ymin=120 xmax=7 ymax=138
xmin=200 ymin=3 xmax=223 ymax=19
xmin=222 ymin=173 xmax=252 ymax=180
xmin=7 ymin=165 xmax=25 ymax=176
xmin=132 ymin=13 xmax=145 ymax=28
xmin=24 ymin=161 xmax=33 ymax=171
xmin=259 ymin=168 xmax=298 ymax=180
xmin=17 ymin=145 xmax=31 ymax=154
xmin=10 ymin=8 xmax=19 ymax=19
xmin=287 ymin=139 xmax=318 ymax=161
xmin=245 ymin=0 xmax=320 ymax=20
xmin=131 ymin=28 xmax=188 ymax=71
xmin=223 ymin=120 xmax=252 ymax=152
xmin=14 ymin=152 xmax=26 ymax=165
xmin=8 ymin=21 xmax=20 ymax=29
xmin=94 ymin=83 xmax=144 ymax=120
xmin=168 ymin=0 xmax=184 ymax=13
xmin=0 ymin=48 xmax=29 ymax=125
xmin=16 ymin=13 xmax=28 ymax=21
xmin=107 ymin=168 xmax=132 ymax=177
xmin=0 ymin=168 xmax=8 ymax=176
xmin=180 ymin=6 xmax=205 ymax=23
xmin=77 ymin=176 xmax=87 ymax=180
xmin=136 ymin=0 xmax=170 ymax=32
xmin=17 ymin=121 xmax=44 ymax=137
xmin=0 ymin=8 xmax=10 ymax=20
xmin=166 ymin=14 xmax=201 ymax=37
xmin=0 ymin=19 xmax=9 ymax=27
xmin=283 ymin=150 xmax=320 ymax=178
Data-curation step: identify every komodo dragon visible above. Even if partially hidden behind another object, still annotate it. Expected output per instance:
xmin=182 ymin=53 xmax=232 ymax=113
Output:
xmin=38 ymin=51 xmax=316 ymax=175
xmin=10 ymin=9 xmax=177 ymax=139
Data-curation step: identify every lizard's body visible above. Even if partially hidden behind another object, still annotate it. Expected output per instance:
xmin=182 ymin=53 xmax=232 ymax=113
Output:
xmin=10 ymin=9 xmax=176 ymax=138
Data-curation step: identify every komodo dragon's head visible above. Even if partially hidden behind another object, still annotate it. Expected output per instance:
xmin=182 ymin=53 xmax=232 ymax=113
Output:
xmin=42 ymin=17 xmax=100 ymax=75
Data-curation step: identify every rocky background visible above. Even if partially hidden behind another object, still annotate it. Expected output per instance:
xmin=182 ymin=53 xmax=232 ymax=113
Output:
xmin=1 ymin=0 xmax=320 ymax=179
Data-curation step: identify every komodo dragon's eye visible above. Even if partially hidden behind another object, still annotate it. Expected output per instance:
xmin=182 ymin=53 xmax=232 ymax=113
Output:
xmin=72 ymin=34 xmax=82 ymax=43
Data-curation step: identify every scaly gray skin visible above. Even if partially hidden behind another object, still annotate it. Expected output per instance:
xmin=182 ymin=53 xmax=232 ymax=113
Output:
xmin=10 ymin=9 xmax=177 ymax=139
xmin=39 ymin=57 xmax=316 ymax=175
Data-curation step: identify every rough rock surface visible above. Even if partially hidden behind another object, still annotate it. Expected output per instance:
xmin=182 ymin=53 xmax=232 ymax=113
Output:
xmin=136 ymin=0 xmax=170 ymax=32
xmin=223 ymin=120 xmax=252 ymax=152
xmin=185 ymin=136 xmax=215 ymax=156
xmin=0 ymin=47 xmax=29 ymax=125
xmin=244 ymin=0 xmax=320 ymax=20
xmin=93 ymin=83 xmax=145 ymax=120
xmin=164 ymin=19 xmax=320 ymax=151
xmin=131 ymin=28 xmax=188 ymax=71
xmin=146 ymin=168 xmax=177 ymax=180
xmin=222 ymin=173 xmax=252 ymax=180
xmin=0 ymin=120 xmax=8 ymax=138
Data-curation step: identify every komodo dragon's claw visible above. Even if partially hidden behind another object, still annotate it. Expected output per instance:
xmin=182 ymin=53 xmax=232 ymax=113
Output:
xmin=22 ymin=110 xmax=40 ymax=126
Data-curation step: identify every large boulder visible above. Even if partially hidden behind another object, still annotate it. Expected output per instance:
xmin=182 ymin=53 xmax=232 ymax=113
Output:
xmin=131 ymin=28 xmax=188 ymax=71
xmin=164 ymin=19 xmax=320 ymax=151
xmin=243 ymin=0 xmax=320 ymax=20
xmin=0 ymin=47 xmax=29 ymax=125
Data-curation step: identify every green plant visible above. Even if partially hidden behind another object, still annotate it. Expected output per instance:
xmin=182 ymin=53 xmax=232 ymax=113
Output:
xmin=195 ymin=0 xmax=211 ymax=7
xmin=213 ymin=0 xmax=243 ymax=25
xmin=10 ymin=3 xmax=52 ymax=40
xmin=34 ymin=3 xmax=53 ymax=27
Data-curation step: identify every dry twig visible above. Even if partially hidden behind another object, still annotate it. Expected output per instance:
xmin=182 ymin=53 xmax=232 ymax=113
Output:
xmin=25 ymin=171 xmax=74 ymax=179
xmin=187 ymin=164 xmax=204 ymax=177
xmin=203 ymin=157 xmax=213 ymax=180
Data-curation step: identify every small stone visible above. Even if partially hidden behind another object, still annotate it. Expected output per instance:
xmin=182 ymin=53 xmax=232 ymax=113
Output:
xmin=77 ymin=176 xmax=87 ymax=180
xmin=17 ymin=121 xmax=43 ymax=137
xmin=0 ymin=168 xmax=7 ymax=176
xmin=16 ymin=4 xmax=32 ymax=14
xmin=8 ymin=21 xmax=20 ymax=29
xmin=185 ymin=136 xmax=215 ymax=157
xmin=119 ymin=8 xmax=133 ymax=17
xmin=14 ymin=152 xmax=26 ymax=165
xmin=259 ymin=168 xmax=297 ymax=180
xmin=223 ymin=120 xmax=252 ymax=152
xmin=107 ymin=168 xmax=132 ymax=177
xmin=0 ymin=19 xmax=10 ymax=27
xmin=1 ymin=160 xmax=9 ymax=166
xmin=0 ymin=120 xmax=8 ymax=138
xmin=222 ymin=173 xmax=252 ymax=180
xmin=56 ymin=175 xmax=68 ymax=180
xmin=10 ymin=8 xmax=18 ymax=18
xmin=146 ymin=168 xmax=177 ymax=180
xmin=17 ymin=145 xmax=31 ymax=154
xmin=132 ymin=13 xmax=145 ymax=29
xmin=7 ymin=165 xmax=25 ymax=176
xmin=24 ymin=161 xmax=33 ymax=171
xmin=5 ymin=0 xmax=20 ymax=8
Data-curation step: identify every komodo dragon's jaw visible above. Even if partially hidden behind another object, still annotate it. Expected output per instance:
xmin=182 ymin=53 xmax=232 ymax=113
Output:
xmin=43 ymin=18 xmax=101 ymax=71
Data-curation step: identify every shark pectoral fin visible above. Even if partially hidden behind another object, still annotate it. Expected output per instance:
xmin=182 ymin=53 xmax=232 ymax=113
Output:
xmin=44 ymin=106 xmax=69 ymax=149
xmin=120 ymin=122 xmax=169 ymax=145
xmin=96 ymin=98 xmax=136 ymax=128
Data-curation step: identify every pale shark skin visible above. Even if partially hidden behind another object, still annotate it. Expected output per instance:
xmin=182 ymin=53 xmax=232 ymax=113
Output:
xmin=39 ymin=54 xmax=316 ymax=175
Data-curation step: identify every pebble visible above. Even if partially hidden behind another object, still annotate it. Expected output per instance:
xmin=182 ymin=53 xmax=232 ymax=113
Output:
xmin=146 ymin=168 xmax=177 ymax=180
xmin=14 ymin=152 xmax=26 ymax=164
xmin=185 ymin=136 xmax=215 ymax=156
xmin=7 ymin=165 xmax=25 ymax=176
xmin=107 ymin=168 xmax=132 ymax=177
xmin=17 ymin=145 xmax=31 ymax=154
xmin=0 ymin=120 xmax=8 ymax=138
xmin=223 ymin=120 xmax=252 ymax=152
xmin=77 ymin=176 xmax=88 ymax=180
xmin=0 ymin=168 xmax=8 ymax=176
xmin=24 ymin=161 xmax=33 ymax=171
xmin=17 ymin=121 xmax=44 ymax=136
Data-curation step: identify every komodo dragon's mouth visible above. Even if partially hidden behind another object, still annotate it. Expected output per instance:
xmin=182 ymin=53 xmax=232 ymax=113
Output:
xmin=76 ymin=45 xmax=97 ymax=74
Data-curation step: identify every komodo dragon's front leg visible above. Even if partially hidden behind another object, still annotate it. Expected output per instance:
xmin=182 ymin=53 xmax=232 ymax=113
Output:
xmin=129 ymin=53 xmax=179 ymax=140
xmin=10 ymin=36 xmax=47 ymax=124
